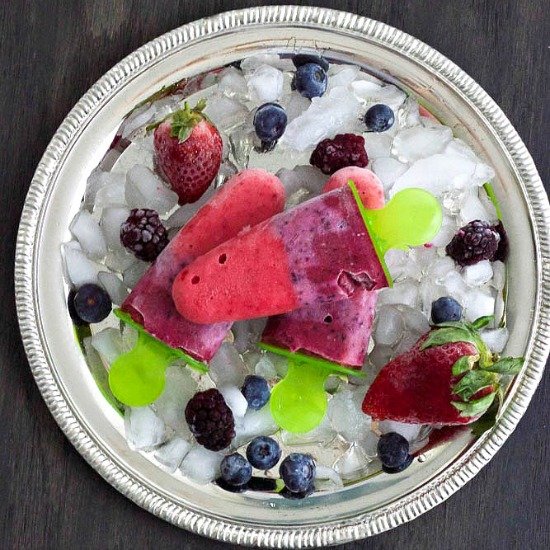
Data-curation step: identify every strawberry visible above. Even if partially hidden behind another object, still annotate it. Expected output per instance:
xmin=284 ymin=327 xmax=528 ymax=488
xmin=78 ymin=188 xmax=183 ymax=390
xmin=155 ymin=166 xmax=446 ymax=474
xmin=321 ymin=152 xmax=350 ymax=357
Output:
xmin=363 ymin=316 xmax=523 ymax=427
xmin=153 ymin=99 xmax=222 ymax=204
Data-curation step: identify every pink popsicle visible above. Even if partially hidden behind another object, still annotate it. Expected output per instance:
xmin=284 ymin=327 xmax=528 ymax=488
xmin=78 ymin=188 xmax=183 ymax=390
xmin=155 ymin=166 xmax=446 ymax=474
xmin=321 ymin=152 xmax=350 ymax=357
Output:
xmin=261 ymin=168 xmax=384 ymax=367
xmin=172 ymin=182 xmax=388 ymax=325
xmin=121 ymin=169 xmax=285 ymax=361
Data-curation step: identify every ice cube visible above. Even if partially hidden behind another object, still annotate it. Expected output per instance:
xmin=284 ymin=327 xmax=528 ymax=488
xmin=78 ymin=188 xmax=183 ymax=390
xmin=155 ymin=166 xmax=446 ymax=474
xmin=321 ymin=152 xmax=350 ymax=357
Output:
xmin=218 ymin=66 xmax=248 ymax=98
xmin=154 ymin=437 xmax=192 ymax=473
xmin=413 ymin=246 xmax=438 ymax=273
xmin=104 ymin=248 xmax=136 ymax=273
xmin=281 ymin=87 xmax=362 ymax=152
xmin=100 ymin=207 xmax=129 ymax=251
xmin=327 ymin=388 xmax=371 ymax=443
xmin=419 ymin=279 xmax=447 ymax=317
xmin=229 ymin=126 xmax=255 ymax=169
xmin=425 ymin=256 xmax=455 ymax=283
xmin=276 ymin=165 xmax=328 ymax=197
xmin=232 ymin=405 xmax=278 ymax=447
xmin=180 ymin=447 xmax=224 ymax=484
xmin=209 ymin=342 xmax=248 ymax=387
xmin=281 ymin=415 xmax=336 ymax=446
xmin=444 ymin=138 xmax=481 ymax=162
xmin=94 ymin=178 xmax=127 ymax=209
xmin=62 ymin=242 xmax=104 ymax=286
xmin=368 ymin=345 xmax=392 ymax=371
xmin=91 ymin=328 xmax=123 ymax=364
xmin=431 ymin=216 xmax=457 ymax=248
xmin=392 ymin=126 xmax=452 ymax=163
xmin=480 ymin=327 xmax=509 ymax=353
xmin=378 ymin=420 xmax=422 ymax=442
xmin=327 ymin=65 xmax=360 ymax=91
xmin=459 ymin=190 xmax=492 ymax=224
xmin=98 ymin=271 xmax=128 ymax=306
xmin=125 ymin=165 xmax=179 ymax=215
xmin=362 ymin=133 xmax=392 ymax=159
xmin=391 ymin=152 xmax=491 ymax=198
xmin=491 ymin=261 xmax=506 ymax=291
xmin=122 ymin=260 xmax=148 ymax=289
xmin=70 ymin=210 xmax=107 ymax=260
xmin=153 ymin=366 xmax=197 ymax=437
xmin=240 ymin=53 xmax=293 ymax=73
xmin=393 ymin=331 xmax=422 ymax=356
xmin=246 ymin=65 xmax=284 ymax=104
xmin=84 ymin=171 xmax=126 ymax=210
xmin=378 ymin=280 xmax=419 ymax=308
xmin=371 ymin=157 xmax=408 ymax=190
xmin=205 ymin=96 xmax=249 ymax=132
xmin=124 ymin=406 xmax=166 ymax=450
xmin=443 ymin=270 xmax=469 ymax=302
xmin=219 ymin=385 xmax=248 ymax=419
xmin=165 ymin=186 xmax=215 ymax=229
xmin=397 ymin=97 xmax=421 ymax=128
xmin=359 ymin=429 xmax=379 ymax=459
xmin=463 ymin=260 xmax=493 ymax=287
xmin=315 ymin=465 xmax=343 ymax=489
xmin=283 ymin=91 xmax=311 ymax=122
xmin=121 ymin=324 xmax=138 ymax=353
xmin=374 ymin=306 xmax=404 ymax=346
xmin=254 ymin=355 xmax=278 ymax=380
xmin=333 ymin=444 xmax=371 ymax=481
xmin=479 ymin=187 xmax=499 ymax=221
xmin=231 ymin=317 xmax=267 ymax=354
xmin=352 ymin=82 xmax=406 ymax=112
xmin=463 ymin=288 xmax=496 ymax=322
xmin=400 ymin=306 xmax=430 ymax=335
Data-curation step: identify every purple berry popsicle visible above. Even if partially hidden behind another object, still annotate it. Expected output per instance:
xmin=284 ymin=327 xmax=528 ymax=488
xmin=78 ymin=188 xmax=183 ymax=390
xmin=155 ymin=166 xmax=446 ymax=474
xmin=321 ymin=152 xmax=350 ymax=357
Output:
xmin=262 ymin=168 xmax=384 ymax=367
xmin=120 ymin=169 xmax=285 ymax=361
xmin=172 ymin=180 xmax=389 ymax=324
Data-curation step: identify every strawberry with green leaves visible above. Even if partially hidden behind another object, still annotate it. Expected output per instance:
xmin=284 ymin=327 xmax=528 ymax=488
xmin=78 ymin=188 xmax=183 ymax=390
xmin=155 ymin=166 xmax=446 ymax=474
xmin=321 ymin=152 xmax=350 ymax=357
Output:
xmin=153 ymin=99 xmax=222 ymax=204
xmin=362 ymin=316 xmax=523 ymax=427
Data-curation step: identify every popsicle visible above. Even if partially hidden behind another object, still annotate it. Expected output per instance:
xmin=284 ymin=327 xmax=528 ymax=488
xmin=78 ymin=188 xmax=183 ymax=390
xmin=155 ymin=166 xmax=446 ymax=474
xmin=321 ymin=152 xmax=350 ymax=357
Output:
xmin=121 ymin=168 xmax=285 ymax=360
xmin=172 ymin=184 xmax=388 ymax=324
xmin=262 ymin=168 xmax=384 ymax=368
xmin=109 ymin=169 xmax=285 ymax=406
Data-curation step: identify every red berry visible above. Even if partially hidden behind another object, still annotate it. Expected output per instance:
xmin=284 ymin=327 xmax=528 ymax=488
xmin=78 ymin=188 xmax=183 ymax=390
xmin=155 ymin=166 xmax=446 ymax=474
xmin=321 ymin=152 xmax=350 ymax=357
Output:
xmin=310 ymin=133 xmax=369 ymax=175
xmin=120 ymin=208 xmax=168 ymax=262
xmin=446 ymin=220 xmax=500 ymax=266
xmin=154 ymin=101 xmax=222 ymax=204
xmin=185 ymin=389 xmax=235 ymax=451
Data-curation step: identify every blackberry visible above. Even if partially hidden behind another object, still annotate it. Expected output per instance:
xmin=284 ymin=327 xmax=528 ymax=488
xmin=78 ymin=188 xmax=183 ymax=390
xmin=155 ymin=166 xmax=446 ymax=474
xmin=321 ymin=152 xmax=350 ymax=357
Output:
xmin=493 ymin=221 xmax=509 ymax=262
xmin=310 ymin=133 xmax=369 ymax=175
xmin=120 ymin=208 xmax=168 ymax=262
xmin=185 ymin=389 xmax=235 ymax=451
xmin=446 ymin=220 xmax=500 ymax=266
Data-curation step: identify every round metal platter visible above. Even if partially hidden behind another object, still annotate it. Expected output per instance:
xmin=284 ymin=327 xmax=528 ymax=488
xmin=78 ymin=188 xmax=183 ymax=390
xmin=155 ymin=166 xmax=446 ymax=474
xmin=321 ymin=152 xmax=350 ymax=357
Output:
xmin=15 ymin=6 xmax=549 ymax=547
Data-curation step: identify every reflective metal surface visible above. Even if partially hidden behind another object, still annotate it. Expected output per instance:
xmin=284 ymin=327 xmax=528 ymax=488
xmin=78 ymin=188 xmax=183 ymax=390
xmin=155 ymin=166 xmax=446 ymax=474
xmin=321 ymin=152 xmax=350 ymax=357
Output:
xmin=15 ymin=6 xmax=549 ymax=547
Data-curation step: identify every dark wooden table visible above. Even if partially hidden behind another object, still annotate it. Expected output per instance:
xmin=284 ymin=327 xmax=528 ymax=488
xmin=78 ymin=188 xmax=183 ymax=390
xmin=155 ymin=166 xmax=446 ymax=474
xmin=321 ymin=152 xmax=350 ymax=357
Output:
xmin=1 ymin=1 xmax=548 ymax=548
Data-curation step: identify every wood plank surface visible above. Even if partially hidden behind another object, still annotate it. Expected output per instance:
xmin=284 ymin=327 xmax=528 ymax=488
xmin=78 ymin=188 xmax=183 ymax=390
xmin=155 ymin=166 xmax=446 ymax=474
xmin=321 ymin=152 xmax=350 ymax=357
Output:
xmin=0 ymin=1 xmax=548 ymax=548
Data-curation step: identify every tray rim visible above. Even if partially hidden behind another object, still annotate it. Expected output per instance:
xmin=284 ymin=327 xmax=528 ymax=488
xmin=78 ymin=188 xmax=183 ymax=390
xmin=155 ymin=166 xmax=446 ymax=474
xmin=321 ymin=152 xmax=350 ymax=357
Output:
xmin=14 ymin=5 xmax=549 ymax=547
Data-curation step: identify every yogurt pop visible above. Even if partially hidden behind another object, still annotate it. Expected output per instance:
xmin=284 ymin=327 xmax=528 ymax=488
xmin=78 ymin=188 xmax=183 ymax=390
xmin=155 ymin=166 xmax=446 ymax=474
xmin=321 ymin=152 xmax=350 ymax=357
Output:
xmin=172 ymin=184 xmax=389 ymax=324
xmin=262 ymin=168 xmax=384 ymax=367
xmin=121 ymin=169 xmax=285 ymax=361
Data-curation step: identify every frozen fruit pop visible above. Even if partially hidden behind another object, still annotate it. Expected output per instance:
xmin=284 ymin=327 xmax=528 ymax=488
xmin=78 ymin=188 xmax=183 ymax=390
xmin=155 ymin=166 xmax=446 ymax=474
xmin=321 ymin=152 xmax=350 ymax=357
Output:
xmin=262 ymin=168 xmax=384 ymax=367
xmin=173 ymin=184 xmax=388 ymax=324
xmin=109 ymin=169 xmax=285 ymax=407
xmin=121 ymin=168 xmax=285 ymax=361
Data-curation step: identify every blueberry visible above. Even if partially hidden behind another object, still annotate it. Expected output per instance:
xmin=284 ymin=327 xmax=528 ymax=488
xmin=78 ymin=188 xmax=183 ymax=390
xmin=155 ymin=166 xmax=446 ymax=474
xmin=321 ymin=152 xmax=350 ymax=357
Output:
xmin=279 ymin=453 xmax=316 ymax=494
xmin=220 ymin=453 xmax=252 ymax=486
xmin=241 ymin=375 xmax=270 ymax=410
xmin=377 ymin=432 xmax=411 ymax=470
xmin=68 ymin=289 xmax=87 ymax=326
xmin=382 ymin=454 xmax=414 ymax=474
xmin=364 ymin=104 xmax=395 ymax=132
xmin=292 ymin=53 xmax=329 ymax=71
xmin=292 ymin=63 xmax=328 ymax=99
xmin=280 ymin=482 xmax=315 ymax=499
xmin=73 ymin=284 xmax=112 ymax=324
xmin=431 ymin=296 xmax=463 ymax=324
xmin=253 ymin=103 xmax=287 ymax=143
xmin=246 ymin=436 xmax=281 ymax=470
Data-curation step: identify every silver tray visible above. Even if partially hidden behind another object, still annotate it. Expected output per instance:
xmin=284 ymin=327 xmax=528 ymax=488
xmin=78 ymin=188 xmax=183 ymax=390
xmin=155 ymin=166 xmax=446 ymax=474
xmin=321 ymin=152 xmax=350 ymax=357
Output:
xmin=15 ymin=6 xmax=549 ymax=547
